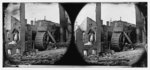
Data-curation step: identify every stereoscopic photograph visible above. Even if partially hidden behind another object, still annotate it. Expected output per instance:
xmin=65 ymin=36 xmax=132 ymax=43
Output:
xmin=3 ymin=3 xmax=72 ymax=67
xmin=2 ymin=2 xmax=147 ymax=68
xmin=75 ymin=2 xmax=147 ymax=67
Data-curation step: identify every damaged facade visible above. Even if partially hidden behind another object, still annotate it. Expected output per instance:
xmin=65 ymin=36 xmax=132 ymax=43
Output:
xmin=75 ymin=3 xmax=147 ymax=66
xmin=3 ymin=3 xmax=71 ymax=65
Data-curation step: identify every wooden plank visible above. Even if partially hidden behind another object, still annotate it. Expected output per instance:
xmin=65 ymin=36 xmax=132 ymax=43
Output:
xmin=47 ymin=31 xmax=56 ymax=43
xmin=123 ymin=32 xmax=132 ymax=44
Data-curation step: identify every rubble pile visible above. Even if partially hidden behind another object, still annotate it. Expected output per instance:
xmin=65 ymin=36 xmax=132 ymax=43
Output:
xmin=87 ymin=48 xmax=144 ymax=66
xmin=9 ymin=48 xmax=66 ymax=65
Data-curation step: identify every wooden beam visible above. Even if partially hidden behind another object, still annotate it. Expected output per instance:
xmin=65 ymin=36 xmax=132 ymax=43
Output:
xmin=123 ymin=32 xmax=132 ymax=44
xmin=135 ymin=5 xmax=144 ymax=43
xmin=47 ymin=31 xmax=56 ymax=43
xmin=59 ymin=4 xmax=67 ymax=42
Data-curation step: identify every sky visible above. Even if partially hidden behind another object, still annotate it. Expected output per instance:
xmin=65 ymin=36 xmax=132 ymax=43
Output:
xmin=5 ymin=3 xmax=135 ymax=31
xmin=5 ymin=3 xmax=62 ymax=30
xmin=75 ymin=3 xmax=136 ymax=31
xmin=25 ymin=3 xmax=60 ymax=24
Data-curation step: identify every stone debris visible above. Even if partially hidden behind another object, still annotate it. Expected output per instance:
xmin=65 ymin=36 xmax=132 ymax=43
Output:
xmin=86 ymin=48 xmax=145 ymax=66
xmin=8 ymin=48 xmax=66 ymax=65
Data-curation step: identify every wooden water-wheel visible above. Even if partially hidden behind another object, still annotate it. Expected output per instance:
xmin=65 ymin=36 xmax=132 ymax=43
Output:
xmin=111 ymin=32 xmax=126 ymax=51
xmin=35 ymin=32 xmax=49 ymax=51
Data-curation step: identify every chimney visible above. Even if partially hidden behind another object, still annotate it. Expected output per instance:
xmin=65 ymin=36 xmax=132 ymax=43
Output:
xmin=25 ymin=19 xmax=27 ymax=24
xmin=31 ymin=20 xmax=33 ymax=25
xmin=101 ymin=20 xmax=103 ymax=25
xmin=96 ymin=3 xmax=102 ymax=53
xmin=107 ymin=21 xmax=109 ymax=26
xmin=20 ymin=3 xmax=25 ymax=55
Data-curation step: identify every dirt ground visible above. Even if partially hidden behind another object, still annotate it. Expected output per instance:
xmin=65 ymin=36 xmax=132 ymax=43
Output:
xmin=87 ymin=48 xmax=146 ymax=66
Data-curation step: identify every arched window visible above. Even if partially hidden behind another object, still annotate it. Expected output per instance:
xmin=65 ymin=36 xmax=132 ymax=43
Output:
xmin=7 ymin=49 xmax=12 ymax=55
xmin=16 ymin=48 xmax=20 ymax=54
xmin=83 ymin=50 xmax=88 ymax=56
xmin=92 ymin=49 xmax=96 ymax=55
xmin=13 ymin=29 xmax=20 ymax=42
